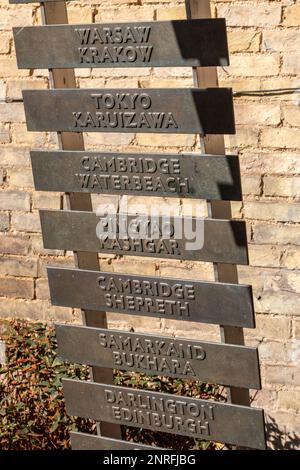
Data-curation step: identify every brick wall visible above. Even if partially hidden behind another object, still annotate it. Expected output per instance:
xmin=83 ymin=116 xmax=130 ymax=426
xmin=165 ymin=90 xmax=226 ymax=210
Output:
xmin=0 ymin=0 xmax=299 ymax=449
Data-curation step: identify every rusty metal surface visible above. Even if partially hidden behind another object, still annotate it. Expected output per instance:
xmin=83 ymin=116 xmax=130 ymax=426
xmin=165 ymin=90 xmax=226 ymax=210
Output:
xmin=70 ymin=432 xmax=163 ymax=450
xmin=47 ymin=267 xmax=254 ymax=327
xmin=14 ymin=20 xmax=229 ymax=69
xmin=63 ymin=380 xmax=266 ymax=449
xmin=23 ymin=88 xmax=235 ymax=135
xmin=31 ymin=151 xmax=242 ymax=201
xmin=55 ymin=324 xmax=260 ymax=388
xmin=40 ymin=210 xmax=248 ymax=265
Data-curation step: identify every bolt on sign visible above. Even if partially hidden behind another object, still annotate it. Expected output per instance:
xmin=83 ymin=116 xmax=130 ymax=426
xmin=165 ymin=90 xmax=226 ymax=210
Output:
xmin=11 ymin=0 xmax=266 ymax=450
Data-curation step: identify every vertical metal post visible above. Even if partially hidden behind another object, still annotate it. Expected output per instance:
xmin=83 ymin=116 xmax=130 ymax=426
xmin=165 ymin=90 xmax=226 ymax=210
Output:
xmin=40 ymin=1 xmax=121 ymax=439
xmin=185 ymin=0 xmax=251 ymax=407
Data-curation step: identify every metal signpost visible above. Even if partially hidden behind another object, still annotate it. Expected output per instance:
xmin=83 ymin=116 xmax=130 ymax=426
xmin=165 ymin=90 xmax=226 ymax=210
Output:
xmin=11 ymin=0 xmax=266 ymax=450
xmin=30 ymin=150 xmax=243 ymax=200
xmin=48 ymin=268 xmax=255 ymax=328
xmin=14 ymin=19 xmax=229 ymax=69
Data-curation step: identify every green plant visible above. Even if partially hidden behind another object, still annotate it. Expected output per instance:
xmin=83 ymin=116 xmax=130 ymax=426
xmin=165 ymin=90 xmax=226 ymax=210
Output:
xmin=0 ymin=320 xmax=228 ymax=450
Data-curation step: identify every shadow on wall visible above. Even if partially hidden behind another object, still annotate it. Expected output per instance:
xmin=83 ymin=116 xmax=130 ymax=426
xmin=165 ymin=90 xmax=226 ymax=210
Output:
xmin=266 ymin=415 xmax=300 ymax=450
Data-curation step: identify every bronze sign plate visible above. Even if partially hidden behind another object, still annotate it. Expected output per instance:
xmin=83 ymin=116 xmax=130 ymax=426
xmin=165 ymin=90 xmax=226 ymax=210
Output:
xmin=13 ymin=20 xmax=229 ymax=69
xmin=40 ymin=210 xmax=248 ymax=265
xmin=22 ymin=88 xmax=235 ymax=135
xmin=55 ymin=324 xmax=260 ymax=388
xmin=31 ymin=151 xmax=242 ymax=201
xmin=47 ymin=267 xmax=254 ymax=327
xmin=63 ymin=380 xmax=266 ymax=449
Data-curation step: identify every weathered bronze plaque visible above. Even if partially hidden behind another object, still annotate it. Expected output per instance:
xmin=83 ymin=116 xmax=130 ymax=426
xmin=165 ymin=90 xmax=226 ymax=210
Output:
xmin=70 ymin=432 xmax=162 ymax=450
xmin=55 ymin=324 xmax=260 ymax=388
xmin=13 ymin=20 xmax=229 ymax=69
xmin=63 ymin=380 xmax=266 ymax=449
xmin=22 ymin=88 xmax=235 ymax=135
xmin=48 ymin=267 xmax=254 ymax=327
xmin=31 ymin=151 xmax=242 ymax=201
xmin=40 ymin=210 xmax=248 ymax=265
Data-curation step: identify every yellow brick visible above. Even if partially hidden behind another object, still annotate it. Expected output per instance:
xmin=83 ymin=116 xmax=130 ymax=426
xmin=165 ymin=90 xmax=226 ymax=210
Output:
xmin=0 ymin=80 xmax=6 ymax=101
xmin=225 ymin=127 xmax=260 ymax=150
xmin=140 ymin=78 xmax=194 ymax=88
xmin=32 ymin=192 xmax=61 ymax=210
xmin=1 ymin=147 xmax=30 ymax=167
xmin=283 ymin=106 xmax=300 ymax=127
xmin=245 ymin=201 xmax=300 ymax=222
xmin=36 ymin=278 xmax=50 ymax=301
xmin=32 ymin=69 xmax=49 ymax=79
xmin=227 ymin=54 xmax=280 ymax=77
xmin=278 ymin=390 xmax=300 ymax=411
xmin=281 ymin=247 xmax=300 ymax=269
xmin=219 ymin=78 xmax=261 ymax=93
xmin=136 ymin=133 xmax=195 ymax=148
xmin=11 ymin=123 xmax=46 ymax=147
xmin=240 ymin=151 xmax=300 ymax=176
xmin=0 ymin=31 xmax=10 ymax=54
xmin=0 ymin=7 xmax=33 ymax=29
xmin=156 ymin=6 xmax=186 ymax=20
xmin=261 ymin=128 xmax=300 ymax=149
xmin=104 ymin=78 xmax=139 ymax=88
xmin=111 ymin=258 xmax=156 ymax=276
xmin=78 ymin=78 xmax=105 ymax=89
xmin=284 ymin=3 xmax=300 ymax=26
xmin=282 ymin=54 xmax=300 ymax=75
xmin=74 ymin=68 xmax=91 ymax=78
xmin=217 ymin=3 xmax=281 ymax=27
xmin=11 ymin=212 xmax=40 ymax=232
xmin=107 ymin=312 xmax=162 ymax=334
xmin=158 ymin=260 xmax=214 ymax=281
xmin=255 ymin=291 xmax=300 ymax=315
xmin=0 ymin=58 xmax=29 ymax=78
xmin=91 ymin=194 xmax=119 ymax=213
xmin=228 ymin=30 xmax=261 ymax=53
xmin=251 ymin=389 xmax=277 ymax=412
xmin=67 ymin=7 xmax=92 ymax=23
xmin=0 ymin=123 xmax=10 ymax=144
xmin=253 ymin=223 xmax=300 ymax=246
xmin=263 ymin=176 xmax=300 ymax=198
xmin=92 ymin=67 xmax=151 ymax=78
xmin=235 ymin=103 xmax=281 ymax=126
xmin=96 ymin=7 xmax=155 ymax=22
xmin=84 ymin=132 xmax=135 ymax=149
xmin=248 ymin=244 xmax=282 ymax=268
xmin=181 ymin=199 xmax=207 ymax=218
xmin=231 ymin=201 xmax=243 ymax=219
xmin=263 ymin=30 xmax=300 ymax=52
xmin=258 ymin=77 xmax=297 ymax=91
xmin=241 ymin=175 xmax=262 ymax=196
xmin=9 ymin=168 xmax=34 ymax=188
xmin=7 ymin=79 xmax=47 ymax=100
xmin=153 ymin=67 xmax=193 ymax=79
xmin=122 ymin=195 xmax=181 ymax=216
xmin=0 ymin=103 xmax=25 ymax=123
xmin=245 ymin=314 xmax=290 ymax=341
